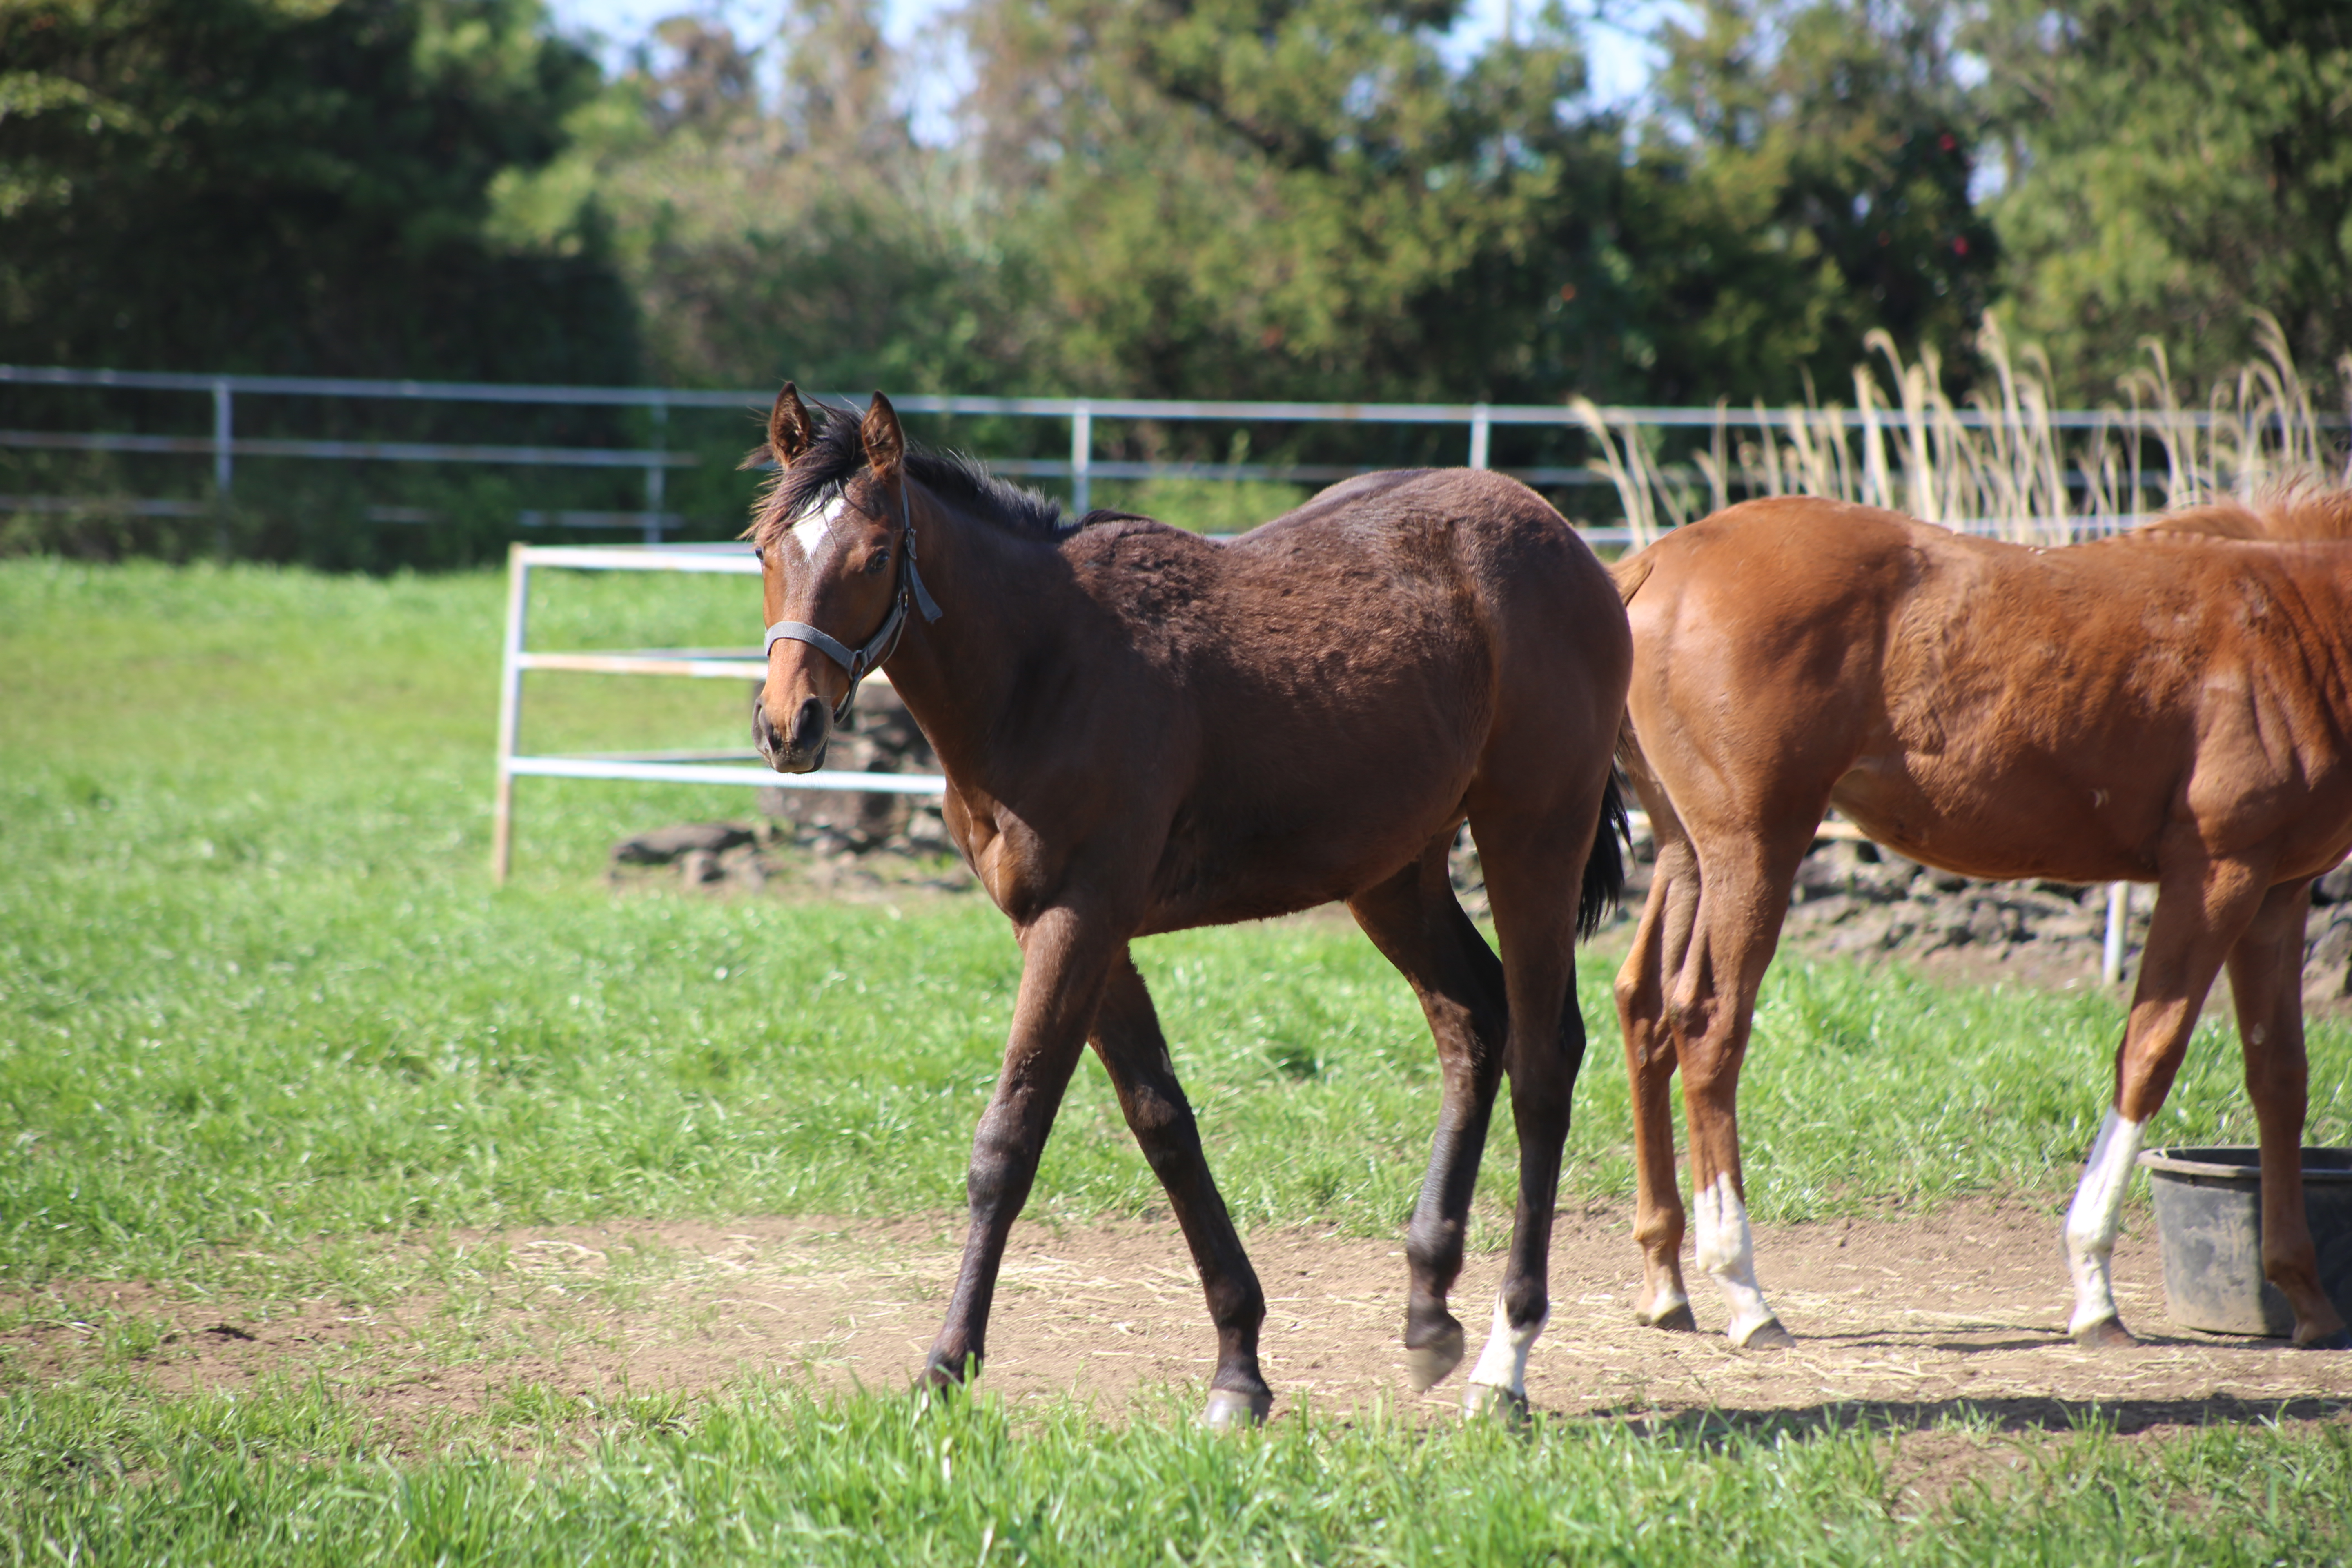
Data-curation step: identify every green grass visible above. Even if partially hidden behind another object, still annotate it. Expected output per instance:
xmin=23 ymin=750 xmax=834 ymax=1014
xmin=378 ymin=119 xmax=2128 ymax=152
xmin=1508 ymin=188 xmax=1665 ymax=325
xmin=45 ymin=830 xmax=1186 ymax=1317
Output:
xmin=4 ymin=1375 xmax=2348 ymax=1566
xmin=4 ymin=557 xmax=2350 ymax=1564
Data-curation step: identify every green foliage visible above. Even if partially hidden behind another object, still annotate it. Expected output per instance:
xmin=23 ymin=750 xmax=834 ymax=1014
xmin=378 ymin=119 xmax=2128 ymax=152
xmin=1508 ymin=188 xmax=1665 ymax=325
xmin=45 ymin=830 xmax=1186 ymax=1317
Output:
xmin=1974 ymin=0 xmax=2352 ymax=398
xmin=0 ymin=0 xmax=639 ymax=382
xmin=1618 ymin=0 xmax=2000 ymax=401
xmin=537 ymin=0 xmax=2015 ymax=423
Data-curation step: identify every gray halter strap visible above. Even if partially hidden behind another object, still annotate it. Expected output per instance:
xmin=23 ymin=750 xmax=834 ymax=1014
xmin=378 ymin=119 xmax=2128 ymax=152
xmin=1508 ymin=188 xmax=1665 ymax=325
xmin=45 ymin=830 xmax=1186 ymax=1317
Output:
xmin=762 ymin=472 xmax=943 ymax=724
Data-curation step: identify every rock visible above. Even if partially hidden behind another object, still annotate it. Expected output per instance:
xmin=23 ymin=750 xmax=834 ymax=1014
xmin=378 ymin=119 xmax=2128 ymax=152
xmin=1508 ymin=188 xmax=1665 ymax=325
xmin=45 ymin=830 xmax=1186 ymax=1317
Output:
xmin=2306 ymin=913 xmax=2352 ymax=1000
xmin=677 ymin=848 xmax=724 ymax=885
xmin=718 ymin=844 xmax=768 ymax=889
xmin=613 ymin=822 xmax=756 ymax=865
xmin=2316 ymin=862 xmax=2352 ymax=906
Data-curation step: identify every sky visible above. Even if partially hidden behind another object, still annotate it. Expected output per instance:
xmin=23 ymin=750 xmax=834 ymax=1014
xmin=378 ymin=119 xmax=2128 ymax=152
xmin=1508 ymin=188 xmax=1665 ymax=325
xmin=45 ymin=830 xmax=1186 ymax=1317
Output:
xmin=542 ymin=0 xmax=1675 ymax=140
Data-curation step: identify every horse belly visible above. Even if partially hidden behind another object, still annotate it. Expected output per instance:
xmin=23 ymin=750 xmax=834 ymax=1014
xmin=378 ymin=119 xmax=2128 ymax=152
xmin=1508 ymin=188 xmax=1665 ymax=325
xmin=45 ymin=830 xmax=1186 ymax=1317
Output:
xmin=1832 ymin=752 xmax=2162 ymax=884
xmin=1138 ymin=737 xmax=1482 ymax=932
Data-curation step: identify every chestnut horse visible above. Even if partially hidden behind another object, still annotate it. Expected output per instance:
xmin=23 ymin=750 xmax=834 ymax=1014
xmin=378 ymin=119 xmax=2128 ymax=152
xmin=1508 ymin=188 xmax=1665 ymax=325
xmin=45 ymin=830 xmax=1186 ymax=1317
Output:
xmin=1614 ymin=492 xmax=2352 ymax=1352
xmin=746 ymin=388 xmax=1632 ymax=1423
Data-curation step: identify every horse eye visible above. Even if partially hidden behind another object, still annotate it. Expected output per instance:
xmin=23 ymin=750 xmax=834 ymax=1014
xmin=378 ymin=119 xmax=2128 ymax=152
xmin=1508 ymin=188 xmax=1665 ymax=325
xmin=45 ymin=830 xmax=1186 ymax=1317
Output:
xmin=864 ymin=549 xmax=891 ymax=575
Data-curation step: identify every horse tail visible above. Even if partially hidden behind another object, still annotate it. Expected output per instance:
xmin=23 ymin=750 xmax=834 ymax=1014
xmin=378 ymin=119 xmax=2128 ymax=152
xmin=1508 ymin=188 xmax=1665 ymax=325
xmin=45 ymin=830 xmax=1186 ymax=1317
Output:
xmin=1577 ymin=543 xmax=1661 ymax=939
xmin=1578 ymin=770 xmax=1630 ymax=940
xmin=1607 ymin=545 xmax=1657 ymax=789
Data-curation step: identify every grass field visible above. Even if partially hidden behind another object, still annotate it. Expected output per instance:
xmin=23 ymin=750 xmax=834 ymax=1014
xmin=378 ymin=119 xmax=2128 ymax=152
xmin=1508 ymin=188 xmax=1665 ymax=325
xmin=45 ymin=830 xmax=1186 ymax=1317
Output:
xmin=4 ymin=557 xmax=2350 ymax=1564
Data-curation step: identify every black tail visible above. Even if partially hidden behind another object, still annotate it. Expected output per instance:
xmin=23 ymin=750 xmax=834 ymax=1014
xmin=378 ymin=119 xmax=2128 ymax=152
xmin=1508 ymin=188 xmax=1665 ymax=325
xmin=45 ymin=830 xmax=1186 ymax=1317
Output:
xmin=1577 ymin=771 xmax=1631 ymax=940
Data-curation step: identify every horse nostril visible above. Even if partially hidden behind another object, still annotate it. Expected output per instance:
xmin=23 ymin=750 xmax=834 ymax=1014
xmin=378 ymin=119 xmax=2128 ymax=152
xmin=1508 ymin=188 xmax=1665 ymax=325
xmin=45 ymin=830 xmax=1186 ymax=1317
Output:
xmin=791 ymin=695 xmax=829 ymax=753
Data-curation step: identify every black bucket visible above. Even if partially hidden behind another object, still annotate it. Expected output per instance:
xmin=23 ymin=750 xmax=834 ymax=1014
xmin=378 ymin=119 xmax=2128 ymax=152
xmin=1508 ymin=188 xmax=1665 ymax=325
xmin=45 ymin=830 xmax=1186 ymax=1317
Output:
xmin=2138 ymin=1146 xmax=2352 ymax=1336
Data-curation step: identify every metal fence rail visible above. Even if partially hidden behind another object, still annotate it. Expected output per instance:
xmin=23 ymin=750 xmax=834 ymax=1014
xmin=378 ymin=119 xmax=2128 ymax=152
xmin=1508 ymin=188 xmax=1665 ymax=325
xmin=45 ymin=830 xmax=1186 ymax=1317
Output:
xmin=490 ymin=540 xmax=949 ymax=882
xmin=7 ymin=362 xmax=2310 ymax=530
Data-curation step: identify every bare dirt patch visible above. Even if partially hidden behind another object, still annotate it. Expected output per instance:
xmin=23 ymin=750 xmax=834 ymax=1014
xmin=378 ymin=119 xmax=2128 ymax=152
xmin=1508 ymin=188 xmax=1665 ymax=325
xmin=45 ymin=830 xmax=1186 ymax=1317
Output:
xmin=20 ymin=1198 xmax=2349 ymax=1443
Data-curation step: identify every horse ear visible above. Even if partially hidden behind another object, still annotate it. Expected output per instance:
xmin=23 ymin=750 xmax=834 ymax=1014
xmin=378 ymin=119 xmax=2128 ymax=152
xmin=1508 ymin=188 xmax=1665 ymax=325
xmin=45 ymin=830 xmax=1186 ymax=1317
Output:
xmin=861 ymin=391 xmax=904 ymax=479
xmin=767 ymin=383 xmax=815 ymax=466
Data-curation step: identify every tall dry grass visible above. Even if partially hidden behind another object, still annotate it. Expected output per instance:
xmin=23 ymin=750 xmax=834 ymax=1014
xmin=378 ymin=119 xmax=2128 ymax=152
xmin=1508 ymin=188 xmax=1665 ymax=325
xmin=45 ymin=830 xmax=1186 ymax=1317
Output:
xmin=1575 ymin=313 xmax=2352 ymax=548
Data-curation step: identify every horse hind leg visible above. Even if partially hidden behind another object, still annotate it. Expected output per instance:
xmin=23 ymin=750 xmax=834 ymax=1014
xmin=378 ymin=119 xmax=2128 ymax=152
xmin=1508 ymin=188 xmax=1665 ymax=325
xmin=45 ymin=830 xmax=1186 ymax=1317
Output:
xmin=1453 ymin=803 xmax=1604 ymax=1417
xmin=1088 ymin=948 xmax=1275 ymax=1423
xmin=2225 ymin=878 xmax=2349 ymax=1349
xmin=1668 ymin=833 xmax=1808 ymax=1350
xmin=1614 ymin=804 xmax=1702 ymax=1332
xmin=1347 ymin=843 xmax=1509 ymax=1395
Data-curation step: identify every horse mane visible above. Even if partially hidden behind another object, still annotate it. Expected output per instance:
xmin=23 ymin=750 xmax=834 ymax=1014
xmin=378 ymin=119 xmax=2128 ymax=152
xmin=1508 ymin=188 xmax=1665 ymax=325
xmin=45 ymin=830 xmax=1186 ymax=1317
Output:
xmin=745 ymin=400 xmax=1081 ymax=551
xmin=2134 ymin=486 xmax=2352 ymax=543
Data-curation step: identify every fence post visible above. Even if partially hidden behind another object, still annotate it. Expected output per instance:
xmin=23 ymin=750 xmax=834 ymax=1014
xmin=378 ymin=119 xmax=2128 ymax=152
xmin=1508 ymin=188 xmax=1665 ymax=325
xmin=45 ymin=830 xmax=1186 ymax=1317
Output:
xmin=211 ymin=378 xmax=233 ymax=555
xmin=1468 ymin=403 xmax=1491 ymax=470
xmin=491 ymin=543 xmax=532 ymax=884
xmin=643 ymin=399 xmax=667 ymax=544
xmin=2102 ymin=881 xmax=2130 ymax=986
xmin=1071 ymin=401 xmax=1093 ymax=516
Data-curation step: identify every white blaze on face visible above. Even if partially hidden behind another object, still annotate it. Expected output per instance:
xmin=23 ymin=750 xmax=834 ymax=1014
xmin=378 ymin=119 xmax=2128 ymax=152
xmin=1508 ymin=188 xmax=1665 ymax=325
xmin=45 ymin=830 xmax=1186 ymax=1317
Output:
xmin=2064 ymin=1109 xmax=2145 ymax=1333
xmin=1465 ymin=1291 xmax=1546 ymax=1399
xmin=789 ymin=492 xmax=851 ymax=560
xmin=1693 ymin=1171 xmax=1777 ymax=1345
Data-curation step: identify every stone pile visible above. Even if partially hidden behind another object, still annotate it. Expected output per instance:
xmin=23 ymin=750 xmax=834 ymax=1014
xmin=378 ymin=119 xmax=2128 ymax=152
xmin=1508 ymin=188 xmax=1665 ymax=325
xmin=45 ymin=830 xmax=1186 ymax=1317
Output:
xmin=608 ymin=681 xmax=969 ymax=895
xmin=1454 ymin=824 xmax=2352 ymax=1004
xmin=617 ymin=719 xmax=2352 ymax=1006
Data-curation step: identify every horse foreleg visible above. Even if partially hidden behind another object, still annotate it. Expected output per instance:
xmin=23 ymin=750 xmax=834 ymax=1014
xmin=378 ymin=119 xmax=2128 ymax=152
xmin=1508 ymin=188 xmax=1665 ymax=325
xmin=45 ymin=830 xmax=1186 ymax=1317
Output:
xmin=2226 ymin=878 xmax=2350 ymax=1349
xmin=2066 ymin=858 xmax=2265 ymax=1347
xmin=924 ymin=906 xmax=1108 ymax=1388
xmin=1347 ymin=846 xmax=1508 ymax=1395
xmin=1615 ymin=827 xmax=1701 ymax=1332
xmin=1089 ymin=949 xmax=1274 ymax=1424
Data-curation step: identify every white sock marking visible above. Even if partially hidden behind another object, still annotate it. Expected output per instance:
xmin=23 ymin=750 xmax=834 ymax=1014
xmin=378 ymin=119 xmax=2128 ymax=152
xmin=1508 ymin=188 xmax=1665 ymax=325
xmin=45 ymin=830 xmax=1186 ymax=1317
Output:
xmin=1465 ymin=1292 xmax=1545 ymax=1397
xmin=2065 ymin=1109 xmax=2145 ymax=1334
xmin=789 ymin=492 xmax=850 ymax=559
xmin=1693 ymin=1172 xmax=1777 ymax=1344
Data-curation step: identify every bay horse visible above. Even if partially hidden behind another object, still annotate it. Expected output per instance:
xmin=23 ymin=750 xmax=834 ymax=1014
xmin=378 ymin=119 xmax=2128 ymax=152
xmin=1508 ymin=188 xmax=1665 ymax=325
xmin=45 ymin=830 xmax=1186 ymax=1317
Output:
xmin=745 ymin=388 xmax=1632 ymax=1423
xmin=1613 ymin=492 xmax=2352 ymax=1352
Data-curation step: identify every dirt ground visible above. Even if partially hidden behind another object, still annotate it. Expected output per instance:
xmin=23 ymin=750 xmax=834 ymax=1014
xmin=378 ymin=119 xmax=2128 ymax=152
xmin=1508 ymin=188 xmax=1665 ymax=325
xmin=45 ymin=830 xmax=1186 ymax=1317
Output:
xmin=29 ymin=1197 xmax=2349 ymax=1443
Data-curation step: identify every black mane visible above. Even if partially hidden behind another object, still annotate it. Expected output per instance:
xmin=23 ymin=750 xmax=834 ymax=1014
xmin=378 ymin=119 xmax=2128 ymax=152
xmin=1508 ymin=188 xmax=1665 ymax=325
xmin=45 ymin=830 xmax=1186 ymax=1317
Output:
xmin=748 ymin=399 xmax=1078 ymax=548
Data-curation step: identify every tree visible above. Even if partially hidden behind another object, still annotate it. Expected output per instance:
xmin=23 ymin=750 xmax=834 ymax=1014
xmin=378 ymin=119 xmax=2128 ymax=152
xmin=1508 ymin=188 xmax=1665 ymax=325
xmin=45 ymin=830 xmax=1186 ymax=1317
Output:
xmin=0 ymin=0 xmax=637 ymax=382
xmin=1975 ymin=0 xmax=2352 ymax=398
xmin=1606 ymin=0 xmax=1998 ymax=403
xmin=503 ymin=1 xmax=1045 ymax=395
xmin=951 ymin=0 xmax=1629 ymax=403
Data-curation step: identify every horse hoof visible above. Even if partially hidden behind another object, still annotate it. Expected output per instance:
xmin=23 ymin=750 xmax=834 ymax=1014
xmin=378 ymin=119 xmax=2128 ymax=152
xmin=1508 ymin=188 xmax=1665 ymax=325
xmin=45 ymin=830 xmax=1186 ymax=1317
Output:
xmin=1735 ymin=1318 xmax=1796 ymax=1352
xmin=2071 ymin=1317 xmax=2138 ymax=1350
xmin=918 ymin=1354 xmax=974 ymax=1390
xmin=2294 ymin=1326 xmax=2352 ymax=1351
xmin=1405 ymin=1321 xmax=1467 ymax=1392
xmin=1638 ymin=1302 xmax=1699 ymax=1334
xmin=1203 ymin=1388 xmax=1272 ymax=1430
xmin=1461 ymin=1382 xmax=1530 ymax=1426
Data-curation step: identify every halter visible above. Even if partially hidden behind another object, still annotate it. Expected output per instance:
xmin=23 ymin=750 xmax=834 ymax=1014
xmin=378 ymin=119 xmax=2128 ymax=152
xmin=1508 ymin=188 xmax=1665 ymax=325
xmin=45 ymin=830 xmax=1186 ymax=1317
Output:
xmin=762 ymin=471 xmax=944 ymax=724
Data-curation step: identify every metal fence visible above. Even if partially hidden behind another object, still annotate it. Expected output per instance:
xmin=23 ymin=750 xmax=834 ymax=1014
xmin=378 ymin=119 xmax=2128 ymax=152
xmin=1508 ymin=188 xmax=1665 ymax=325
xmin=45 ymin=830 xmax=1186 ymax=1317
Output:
xmin=0 ymin=362 xmax=2257 ymax=547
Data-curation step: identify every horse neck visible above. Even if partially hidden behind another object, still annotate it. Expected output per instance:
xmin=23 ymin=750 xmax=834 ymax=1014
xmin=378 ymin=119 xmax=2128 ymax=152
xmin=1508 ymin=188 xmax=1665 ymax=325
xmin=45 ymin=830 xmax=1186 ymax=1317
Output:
xmin=880 ymin=494 xmax=1071 ymax=777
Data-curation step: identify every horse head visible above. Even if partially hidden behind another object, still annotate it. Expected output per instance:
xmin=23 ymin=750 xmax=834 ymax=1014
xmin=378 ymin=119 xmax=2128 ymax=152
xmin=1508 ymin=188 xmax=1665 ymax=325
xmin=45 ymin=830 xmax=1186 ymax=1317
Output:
xmin=745 ymin=385 xmax=925 ymax=772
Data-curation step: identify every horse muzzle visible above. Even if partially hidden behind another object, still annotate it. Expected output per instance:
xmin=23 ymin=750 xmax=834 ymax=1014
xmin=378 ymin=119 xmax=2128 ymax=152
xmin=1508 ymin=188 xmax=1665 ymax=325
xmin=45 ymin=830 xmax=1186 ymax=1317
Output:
xmin=753 ymin=686 xmax=831 ymax=774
